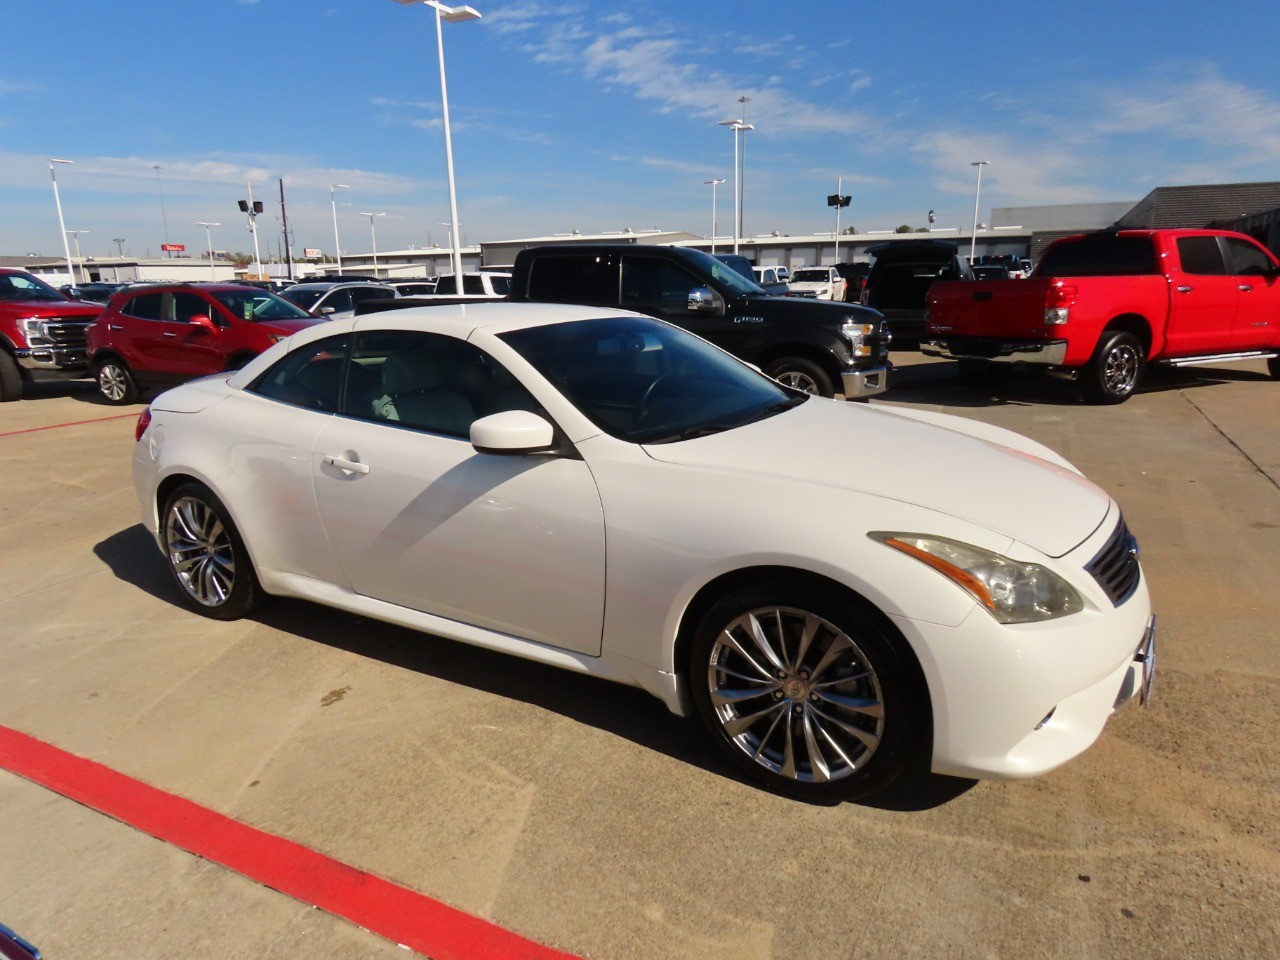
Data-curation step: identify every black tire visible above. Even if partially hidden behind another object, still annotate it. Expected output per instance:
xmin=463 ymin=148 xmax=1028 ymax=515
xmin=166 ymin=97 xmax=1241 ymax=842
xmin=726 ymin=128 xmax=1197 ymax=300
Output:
xmin=160 ymin=482 xmax=263 ymax=620
xmin=956 ymin=358 xmax=1011 ymax=392
xmin=96 ymin=358 xmax=139 ymax=405
xmin=0 ymin=351 xmax=23 ymax=402
xmin=1081 ymin=331 xmax=1144 ymax=404
xmin=763 ymin=357 xmax=834 ymax=397
xmin=1268 ymin=356 xmax=1280 ymax=379
xmin=688 ymin=583 xmax=926 ymax=803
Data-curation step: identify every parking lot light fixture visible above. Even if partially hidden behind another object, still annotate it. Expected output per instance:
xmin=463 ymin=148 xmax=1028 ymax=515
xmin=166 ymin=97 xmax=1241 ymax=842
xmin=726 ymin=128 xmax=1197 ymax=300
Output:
xmin=48 ymin=158 xmax=76 ymax=288
xmin=196 ymin=222 xmax=221 ymax=281
xmin=717 ymin=120 xmax=753 ymax=254
xmin=703 ymin=178 xmax=726 ymax=253
xmin=970 ymin=160 xmax=990 ymax=265
xmin=392 ymin=0 xmax=482 ymax=285
xmin=361 ymin=211 xmax=386 ymax=276
xmin=330 ymin=184 xmax=349 ymax=275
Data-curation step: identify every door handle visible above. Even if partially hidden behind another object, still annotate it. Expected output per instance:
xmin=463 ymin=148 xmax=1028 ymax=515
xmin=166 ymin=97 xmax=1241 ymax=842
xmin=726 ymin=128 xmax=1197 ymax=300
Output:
xmin=108 ymin=323 xmax=124 ymax=330
xmin=1239 ymin=284 xmax=1253 ymax=292
xmin=323 ymin=454 xmax=370 ymax=475
xmin=163 ymin=331 xmax=177 ymax=337
xmin=1176 ymin=286 xmax=1193 ymax=294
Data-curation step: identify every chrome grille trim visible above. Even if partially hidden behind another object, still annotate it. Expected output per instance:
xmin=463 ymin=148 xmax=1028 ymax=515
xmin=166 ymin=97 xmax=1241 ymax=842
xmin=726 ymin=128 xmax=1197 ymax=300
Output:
xmin=1086 ymin=516 xmax=1141 ymax=606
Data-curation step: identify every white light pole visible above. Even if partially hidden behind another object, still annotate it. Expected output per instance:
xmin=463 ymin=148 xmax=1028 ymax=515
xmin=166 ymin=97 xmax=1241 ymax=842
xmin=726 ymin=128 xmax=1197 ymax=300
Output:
xmin=393 ymin=0 xmax=482 ymax=285
xmin=48 ymin=158 xmax=76 ymax=288
xmin=969 ymin=160 xmax=990 ymax=265
xmin=361 ymin=212 xmax=386 ymax=275
xmin=196 ymin=222 xmax=220 ymax=281
xmin=717 ymin=119 xmax=753 ymax=254
xmin=703 ymin=178 xmax=725 ymax=253
xmin=67 ymin=229 xmax=89 ymax=284
xmin=330 ymin=183 xmax=349 ymax=275
xmin=153 ymin=164 xmax=171 ymax=257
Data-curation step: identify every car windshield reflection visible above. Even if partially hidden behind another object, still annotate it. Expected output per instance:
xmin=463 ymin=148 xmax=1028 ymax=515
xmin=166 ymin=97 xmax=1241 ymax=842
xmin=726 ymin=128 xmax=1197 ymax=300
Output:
xmin=500 ymin=315 xmax=804 ymax=443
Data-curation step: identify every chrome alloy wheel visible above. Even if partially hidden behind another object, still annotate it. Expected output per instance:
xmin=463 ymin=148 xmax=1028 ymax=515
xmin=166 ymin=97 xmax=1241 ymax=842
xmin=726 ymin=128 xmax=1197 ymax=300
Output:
xmin=706 ymin=606 xmax=884 ymax=783
xmin=773 ymin=370 xmax=820 ymax=394
xmin=165 ymin=496 xmax=236 ymax=607
xmin=98 ymin=363 xmax=129 ymax=402
xmin=1101 ymin=342 xmax=1140 ymax=396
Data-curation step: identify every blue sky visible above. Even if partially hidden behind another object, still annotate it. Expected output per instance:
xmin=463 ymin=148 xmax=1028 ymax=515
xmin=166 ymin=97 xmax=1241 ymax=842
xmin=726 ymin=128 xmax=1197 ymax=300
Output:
xmin=4 ymin=0 xmax=1279 ymax=261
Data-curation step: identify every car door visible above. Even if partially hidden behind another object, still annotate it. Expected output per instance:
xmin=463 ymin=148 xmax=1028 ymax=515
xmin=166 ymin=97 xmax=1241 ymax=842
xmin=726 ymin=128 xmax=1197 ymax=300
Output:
xmin=114 ymin=291 xmax=179 ymax=377
xmin=310 ymin=328 xmax=607 ymax=656
xmin=317 ymin=287 xmax=355 ymax=319
xmin=1223 ymin=236 xmax=1280 ymax=350
xmin=1167 ymin=236 xmax=1237 ymax=356
xmin=159 ymin=291 xmax=227 ymax=375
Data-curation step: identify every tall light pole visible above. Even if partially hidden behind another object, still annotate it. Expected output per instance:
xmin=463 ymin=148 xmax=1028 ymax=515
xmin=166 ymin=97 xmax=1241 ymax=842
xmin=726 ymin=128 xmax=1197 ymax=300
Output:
xmin=113 ymin=237 xmax=125 ymax=257
xmin=361 ymin=212 xmax=386 ymax=275
xmin=393 ymin=0 xmax=482 ymax=285
xmin=703 ymin=178 xmax=725 ymax=253
xmin=237 ymin=182 xmax=264 ymax=280
xmin=330 ymin=183 xmax=349 ymax=275
xmin=48 ymin=158 xmax=75 ymax=288
xmin=196 ymin=222 xmax=220 ymax=281
xmin=969 ymin=160 xmax=990 ymax=266
xmin=67 ymin=229 xmax=89 ymax=284
xmin=153 ymin=164 xmax=171 ymax=257
xmin=717 ymin=119 xmax=753 ymax=254
xmin=737 ymin=95 xmax=751 ymax=239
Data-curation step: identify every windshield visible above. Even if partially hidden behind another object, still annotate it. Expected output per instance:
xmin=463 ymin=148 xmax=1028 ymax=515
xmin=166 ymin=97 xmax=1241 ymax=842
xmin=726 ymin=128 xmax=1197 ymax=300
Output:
xmin=500 ymin=315 xmax=803 ymax=444
xmin=681 ymin=249 xmax=765 ymax=297
xmin=0 ymin=271 xmax=68 ymax=302
xmin=280 ymin=287 xmax=326 ymax=311
xmin=213 ymin=287 xmax=314 ymax=322
xmin=791 ymin=269 xmax=830 ymax=283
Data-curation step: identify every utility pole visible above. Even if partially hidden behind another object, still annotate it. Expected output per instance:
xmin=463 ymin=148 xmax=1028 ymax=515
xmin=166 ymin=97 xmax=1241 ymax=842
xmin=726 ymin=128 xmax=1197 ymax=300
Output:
xmin=278 ymin=178 xmax=294 ymax=280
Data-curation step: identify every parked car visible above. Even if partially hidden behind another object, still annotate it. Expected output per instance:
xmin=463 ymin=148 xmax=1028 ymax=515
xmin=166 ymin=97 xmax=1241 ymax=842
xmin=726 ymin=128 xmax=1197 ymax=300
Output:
xmin=508 ymin=243 xmax=888 ymax=398
xmin=861 ymin=240 xmax=973 ymax=342
xmin=86 ymin=283 xmax=321 ymax=404
xmin=712 ymin=253 xmax=755 ymax=281
xmin=280 ymin=281 xmax=399 ymax=319
xmin=70 ymin=281 xmax=129 ymax=303
xmin=924 ymin=229 xmax=1280 ymax=403
xmin=428 ymin=272 xmax=512 ymax=299
xmin=0 ymin=268 xmax=103 ymax=401
xmin=389 ymin=279 xmax=438 ymax=297
xmin=786 ymin=266 xmax=847 ymax=301
xmin=834 ymin=262 xmax=871 ymax=302
xmin=132 ymin=302 xmax=1154 ymax=803
xmin=971 ymin=265 xmax=1012 ymax=281
xmin=752 ymin=265 xmax=791 ymax=295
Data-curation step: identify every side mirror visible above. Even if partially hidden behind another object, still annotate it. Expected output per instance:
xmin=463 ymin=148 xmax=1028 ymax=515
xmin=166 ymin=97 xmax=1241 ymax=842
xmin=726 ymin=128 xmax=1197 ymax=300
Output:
xmin=471 ymin=410 xmax=556 ymax=456
xmin=318 ymin=305 xmax=336 ymax=316
xmin=687 ymin=287 xmax=719 ymax=314
xmin=189 ymin=314 xmax=219 ymax=333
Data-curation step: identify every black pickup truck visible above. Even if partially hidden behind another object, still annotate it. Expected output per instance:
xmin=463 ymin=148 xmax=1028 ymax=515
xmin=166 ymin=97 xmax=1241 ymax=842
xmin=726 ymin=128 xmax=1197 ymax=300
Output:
xmin=507 ymin=244 xmax=890 ymax=398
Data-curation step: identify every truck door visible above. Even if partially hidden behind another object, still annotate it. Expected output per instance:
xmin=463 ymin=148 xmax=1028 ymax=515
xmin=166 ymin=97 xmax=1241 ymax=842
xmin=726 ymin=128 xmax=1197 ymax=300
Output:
xmin=1223 ymin=235 xmax=1279 ymax=350
xmin=1167 ymin=236 xmax=1237 ymax=356
xmin=619 ymin=254 xmax=744 ymax=352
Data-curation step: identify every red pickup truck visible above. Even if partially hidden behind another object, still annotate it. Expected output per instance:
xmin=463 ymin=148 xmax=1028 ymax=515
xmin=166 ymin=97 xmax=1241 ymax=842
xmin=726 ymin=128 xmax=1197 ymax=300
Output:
xmin=922 ymin=229 xmax=1280 ymax=403
xmin=0 ymin=268 xmax=103 ymax=401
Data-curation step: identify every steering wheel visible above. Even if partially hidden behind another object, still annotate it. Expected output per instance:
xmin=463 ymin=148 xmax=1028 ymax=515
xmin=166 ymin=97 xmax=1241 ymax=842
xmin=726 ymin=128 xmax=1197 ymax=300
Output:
xmin=638 ymin=375 xmax=675 ymax=419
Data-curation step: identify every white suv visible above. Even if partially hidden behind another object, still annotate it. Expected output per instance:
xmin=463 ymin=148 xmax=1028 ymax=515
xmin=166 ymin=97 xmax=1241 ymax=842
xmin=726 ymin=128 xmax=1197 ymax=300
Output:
xmin=786 ymin=266 xmax=847 ymax=301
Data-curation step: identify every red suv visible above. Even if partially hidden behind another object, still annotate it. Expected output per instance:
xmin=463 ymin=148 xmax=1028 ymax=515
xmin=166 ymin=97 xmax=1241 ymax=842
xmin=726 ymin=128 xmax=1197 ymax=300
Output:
xmin=87 ymin=283 xmax=321 ymax=404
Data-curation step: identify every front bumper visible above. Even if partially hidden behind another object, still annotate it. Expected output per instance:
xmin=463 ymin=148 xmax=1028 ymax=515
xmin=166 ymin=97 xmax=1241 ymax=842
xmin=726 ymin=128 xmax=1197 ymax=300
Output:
xmin=922 ymin=337 xmax=1068 ymax=366
xmin=14 ymin=344 xmax=90 ymax=374
xmin=841 ymin=363 xmax=889 ymax=399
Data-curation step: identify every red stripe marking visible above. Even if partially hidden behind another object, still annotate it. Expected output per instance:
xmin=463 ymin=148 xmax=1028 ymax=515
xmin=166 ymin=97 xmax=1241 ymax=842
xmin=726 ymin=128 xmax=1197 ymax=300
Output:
xmin=0 ymin=412 xmax=138 ymax=439
xmin=0 ymin=726 xmax=580 ymax=960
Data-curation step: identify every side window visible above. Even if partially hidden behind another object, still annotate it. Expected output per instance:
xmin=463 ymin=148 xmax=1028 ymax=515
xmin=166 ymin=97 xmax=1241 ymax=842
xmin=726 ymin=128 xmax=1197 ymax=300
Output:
xmin=463 ymin=275 xmax=485 ymax=295
xmin=249 ymin=335 xmax=350 ymax=412
xmin=620 ymin=258 xmax=702 ymax=314
xmin=350 ymin=287 xmax=395 ymax=304
xmin=320 ymin=288 xmax=354 ymax=315
xmin=525 ymin=256 xmax=618 ymax=305
xmin=169 ymin=292 xmax=214 ymax=324
xmin=1177 ymin=237 xmax=1227 ymax=276
xmin=489 ymin=275 xmax=511 ymax=296
xmin=1225 ymin=237 xmax=1273 ymax=276
xmin=342 ymin=330 xmax=538 ymax=438
xmin=123 ymin=293 xmax=164 ymax=321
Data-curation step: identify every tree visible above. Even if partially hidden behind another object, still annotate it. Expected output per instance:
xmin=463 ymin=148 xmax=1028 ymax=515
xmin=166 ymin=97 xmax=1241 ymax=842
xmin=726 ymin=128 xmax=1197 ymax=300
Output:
xmin=894 ymin=224 xmax=914 ymax=233
xmin=842 ymin=226 xmax=859 ymax=235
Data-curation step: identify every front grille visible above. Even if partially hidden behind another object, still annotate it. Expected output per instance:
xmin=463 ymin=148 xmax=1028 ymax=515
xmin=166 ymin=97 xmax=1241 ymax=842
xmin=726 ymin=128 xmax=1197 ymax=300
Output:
xmin=1086 ymin=517 xmax=1142 ymax=606
xmin=40 ymin=318 xmax=94 ymax=347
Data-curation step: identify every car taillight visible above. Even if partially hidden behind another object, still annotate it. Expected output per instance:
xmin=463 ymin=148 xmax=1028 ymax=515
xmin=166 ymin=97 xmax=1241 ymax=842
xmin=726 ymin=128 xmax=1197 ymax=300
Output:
xmin=135 ymin=407 xmax=152 ymax=442
xmin=1044 ymin=282 xmax=1077 ymax=325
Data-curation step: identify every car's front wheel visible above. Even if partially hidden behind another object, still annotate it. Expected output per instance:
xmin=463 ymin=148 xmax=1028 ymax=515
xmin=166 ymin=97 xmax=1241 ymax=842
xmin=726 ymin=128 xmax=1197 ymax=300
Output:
xmin=161 ymin=483 xmax=262 ymax=620
xmin=96 ymin=358 xmax=139 ymax=405
xmin=689 ymin=584 xmax=925 ymax=803
xmin=763 ymin=357 xmax=834 ymax=397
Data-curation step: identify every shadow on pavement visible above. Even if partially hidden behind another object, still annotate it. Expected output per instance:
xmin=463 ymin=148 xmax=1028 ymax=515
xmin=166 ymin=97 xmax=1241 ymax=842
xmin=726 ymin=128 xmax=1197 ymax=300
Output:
xmin=94 ymin=522 xmax=975 ymax=811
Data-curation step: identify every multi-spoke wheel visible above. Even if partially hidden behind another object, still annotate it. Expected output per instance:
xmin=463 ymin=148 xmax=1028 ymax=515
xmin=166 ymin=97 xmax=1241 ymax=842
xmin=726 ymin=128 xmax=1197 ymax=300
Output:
xmin=690 ymin=585 xmax=924 ymax=802
xmin=161 ymin=483 xmax=261 ymax=620
xmin=1082 ymin=331 xmax=1144 ymax=404
xmin=96 ymin=359 xmax=138 ymax=405
xmin=763 ymin=357 xmax=834 ymax=397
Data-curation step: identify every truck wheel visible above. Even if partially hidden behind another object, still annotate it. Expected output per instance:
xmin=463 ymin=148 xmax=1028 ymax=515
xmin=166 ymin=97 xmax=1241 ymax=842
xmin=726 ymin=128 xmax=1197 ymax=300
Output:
xmin=1081 ymin=331 xmax=1144 ymax=404
xmin=764 ymin=357 xmax=834 ymax=397
xmin=96 ymin=358 xmax=139 ymax=405
xmin=1268 ymin=356 xmax=1280 ymax=379
xmin=956 ymin=359 xmax=1010 ymax=393
xmin=0 ymin=351 xmax=23 ymax=402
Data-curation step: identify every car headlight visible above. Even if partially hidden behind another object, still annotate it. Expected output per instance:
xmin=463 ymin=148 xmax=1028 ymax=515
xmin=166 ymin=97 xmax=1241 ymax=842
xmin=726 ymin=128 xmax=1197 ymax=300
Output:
xmin=869 ymin=532 xmax=1084 ymax=624
xmin=841 ymin=320 xmax=874 ymax=358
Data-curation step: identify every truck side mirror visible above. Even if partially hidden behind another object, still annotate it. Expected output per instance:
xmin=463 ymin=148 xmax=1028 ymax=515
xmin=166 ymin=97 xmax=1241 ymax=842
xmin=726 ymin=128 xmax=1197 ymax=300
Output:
xmin=687 ymin=287 xmax=719 ymax=314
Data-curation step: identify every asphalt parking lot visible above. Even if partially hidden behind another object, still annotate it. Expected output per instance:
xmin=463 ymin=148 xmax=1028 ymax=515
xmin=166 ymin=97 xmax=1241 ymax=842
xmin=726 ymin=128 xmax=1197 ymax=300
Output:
xmin=2 ymin=354 xmax=1278 ymax=960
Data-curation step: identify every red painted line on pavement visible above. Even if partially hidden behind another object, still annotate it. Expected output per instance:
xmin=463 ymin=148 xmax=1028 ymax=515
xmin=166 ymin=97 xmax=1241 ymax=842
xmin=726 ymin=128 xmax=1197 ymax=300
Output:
xmin=0 ymin=412 xmax=138 ymax=439
xmin=0 ymin=726 xmax=580 ymax=960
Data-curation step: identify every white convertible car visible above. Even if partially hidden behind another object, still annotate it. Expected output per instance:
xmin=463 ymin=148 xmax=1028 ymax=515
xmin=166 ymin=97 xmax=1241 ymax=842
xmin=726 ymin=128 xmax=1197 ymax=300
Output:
xmin=132 ymin=303 xmax=1155 ymax=802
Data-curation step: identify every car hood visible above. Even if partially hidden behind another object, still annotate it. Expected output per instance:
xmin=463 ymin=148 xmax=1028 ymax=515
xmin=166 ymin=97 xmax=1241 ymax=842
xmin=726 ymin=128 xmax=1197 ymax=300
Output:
xmin=7 ymin=300 xmax=102 ymax=317
xmin=262 ymin=317 xmax=322 ymax=335
xmin=642 ymin=399 xmax=1110 ymax=558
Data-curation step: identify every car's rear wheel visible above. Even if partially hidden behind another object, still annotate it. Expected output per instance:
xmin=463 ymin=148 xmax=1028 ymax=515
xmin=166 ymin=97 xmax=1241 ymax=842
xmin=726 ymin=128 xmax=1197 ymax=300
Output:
xmin=96 ymin=358 xmax=139 ymax=405
xmin=763 ymin=357 xmax=833 ymax=397
xmin=0 ymin=351 xmax=23 ymax=402
xmin=161 ymin=483 xmax=262 ymax=620
xmin=689 ymin=584 xmax=924 ymax=803
xmin=1267 ymin=355 xmax=1280 ymax=379
xmin=1081 ymin=331 xmax=1144 ymax=404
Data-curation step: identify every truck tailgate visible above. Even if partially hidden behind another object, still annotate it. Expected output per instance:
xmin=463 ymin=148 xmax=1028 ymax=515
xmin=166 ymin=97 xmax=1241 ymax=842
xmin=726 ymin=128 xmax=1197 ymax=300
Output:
xmin=928 ymin=280 xmax=1055 ymax=339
